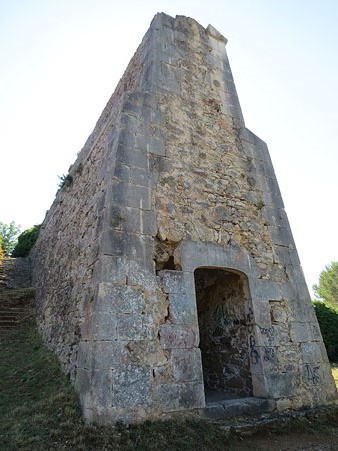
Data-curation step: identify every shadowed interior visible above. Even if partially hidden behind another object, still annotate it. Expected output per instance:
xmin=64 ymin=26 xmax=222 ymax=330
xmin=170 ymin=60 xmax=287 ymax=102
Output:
xmin=194 ymin=267 xmax=253 ymax=399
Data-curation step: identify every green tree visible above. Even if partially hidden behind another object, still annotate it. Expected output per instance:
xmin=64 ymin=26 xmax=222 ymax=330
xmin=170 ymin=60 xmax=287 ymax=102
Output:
xmin=0 ymin=236 xmax=4 ymax=262
xmin=12 ymin=225 xmax=41 ymax=257
xmin=313 ymin=262 xmax=338 ymax=310
xmin=0 ymin=221 xmax=21 ymax=256
xmin=313 ymin=301 xmax=338 ymax=362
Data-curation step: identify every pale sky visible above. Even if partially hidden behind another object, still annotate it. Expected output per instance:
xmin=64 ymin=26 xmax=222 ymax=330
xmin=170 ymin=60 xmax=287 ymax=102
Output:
xmin=1 ymin=0 xmax=337 ymax=295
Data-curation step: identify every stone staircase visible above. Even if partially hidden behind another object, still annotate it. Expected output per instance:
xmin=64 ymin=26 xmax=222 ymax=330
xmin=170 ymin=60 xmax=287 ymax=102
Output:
xmin=0 ymin=288 xmax=35 ymax=333
xmin=0 ymin=257 xmax=35 ymax=338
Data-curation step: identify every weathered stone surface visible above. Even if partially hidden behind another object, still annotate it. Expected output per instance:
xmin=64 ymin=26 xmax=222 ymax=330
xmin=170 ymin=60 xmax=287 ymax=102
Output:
xmin=202 ymin=397 xmax=275 ymax=420
xmin=159 ymin=324 xmax=199 ymax=349
xmin=168 ymin=292 xmax=199 ymax=325
xmin=266 ymin=373 xmax=299 ymax=398
xmin=170 ymin=348 xmax=203 ymax=382
xmin=112 ymin=364 xmax=152 ymax=407
xmin=161 ymin=270 xmax=195 ymax=294
xmin=157 ymin=381 xmax=205 ymax=412
xmin=31 ymin=12 xmax=336 ymax=424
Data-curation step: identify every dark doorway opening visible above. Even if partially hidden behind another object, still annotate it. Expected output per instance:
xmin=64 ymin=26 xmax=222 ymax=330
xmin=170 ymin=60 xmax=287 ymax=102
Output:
xmin=194 ymin=267 xmax=253 ymax=401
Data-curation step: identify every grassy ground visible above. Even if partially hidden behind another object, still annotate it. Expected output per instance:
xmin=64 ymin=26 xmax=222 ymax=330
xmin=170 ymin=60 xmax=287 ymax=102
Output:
xmin=0 ymin=310 xmax=237 ymax=451
xmin=1 ymin=307 xmax=338 ymax=450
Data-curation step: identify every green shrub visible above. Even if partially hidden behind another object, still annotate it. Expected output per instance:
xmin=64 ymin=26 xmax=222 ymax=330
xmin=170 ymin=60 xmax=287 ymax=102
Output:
xmin=313 ymin=301 xmax=338 ymax=362
xmin=12 ymin=225 xmax=41 ymax=257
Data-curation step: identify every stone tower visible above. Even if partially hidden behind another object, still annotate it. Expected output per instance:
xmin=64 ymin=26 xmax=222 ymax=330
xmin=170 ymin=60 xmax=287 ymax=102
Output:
xmin=31 ymin=13 xmax=337 ymax=424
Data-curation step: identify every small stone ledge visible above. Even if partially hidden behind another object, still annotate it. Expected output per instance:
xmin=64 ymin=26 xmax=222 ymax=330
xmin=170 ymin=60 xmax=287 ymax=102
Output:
xmin=201 ymin=397 xmax=276 ymax=420
xmin=217 ymin=402 xmax=338 ymax=435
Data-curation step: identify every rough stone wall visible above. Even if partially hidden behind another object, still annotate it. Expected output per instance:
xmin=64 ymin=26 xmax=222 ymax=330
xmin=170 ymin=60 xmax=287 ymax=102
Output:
xmin=32 ymin=13 xmax=337 ymax=424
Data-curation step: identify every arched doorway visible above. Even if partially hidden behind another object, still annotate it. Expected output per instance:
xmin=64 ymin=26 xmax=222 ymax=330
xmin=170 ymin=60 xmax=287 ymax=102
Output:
xmin=194 ymin=267 xmax=253 ymax=400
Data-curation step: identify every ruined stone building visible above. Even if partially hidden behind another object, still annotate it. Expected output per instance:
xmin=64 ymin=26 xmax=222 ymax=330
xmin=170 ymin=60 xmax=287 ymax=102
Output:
xmin=31 ymin=13 xmax=337 ymax=423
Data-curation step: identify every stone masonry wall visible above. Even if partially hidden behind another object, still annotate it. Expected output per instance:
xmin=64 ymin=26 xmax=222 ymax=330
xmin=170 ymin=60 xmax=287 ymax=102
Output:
xmin=32 ymin=13 xmax=337 ymax=424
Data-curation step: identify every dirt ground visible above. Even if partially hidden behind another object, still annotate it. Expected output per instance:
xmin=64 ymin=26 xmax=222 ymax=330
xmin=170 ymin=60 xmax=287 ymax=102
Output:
xmin=238 ymin=431 xmax=337 ymax=450
xmin=229 ymin=422 xmax=338 ymax=450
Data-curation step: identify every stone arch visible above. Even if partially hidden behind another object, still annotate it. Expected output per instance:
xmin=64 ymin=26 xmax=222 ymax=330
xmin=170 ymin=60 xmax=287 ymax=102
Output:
xmin=175 ymin=240 xmax=277 ymax=400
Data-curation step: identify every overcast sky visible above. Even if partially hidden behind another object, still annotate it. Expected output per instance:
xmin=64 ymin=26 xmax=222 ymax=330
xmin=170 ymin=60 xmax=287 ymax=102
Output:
xmin=1 ymin=0 xmax=337 ymax=295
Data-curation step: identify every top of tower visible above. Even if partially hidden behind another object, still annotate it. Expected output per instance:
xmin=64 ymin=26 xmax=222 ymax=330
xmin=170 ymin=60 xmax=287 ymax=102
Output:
xmin=206 ymin=24 xmax=227 ymax=44
xmin=152 ymin=12 xmax=228 ymax=45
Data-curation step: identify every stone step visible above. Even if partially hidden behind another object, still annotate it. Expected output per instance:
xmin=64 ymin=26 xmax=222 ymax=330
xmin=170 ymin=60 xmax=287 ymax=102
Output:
xmin=0 ymin=287 xmax=35 ymax=332
xmin=0 ymin=303 xmax=28 ymax=308
xmin=0 ymin=287 xmax=35 ymax=297
xmin=0 ymin=308 xmax=28 ymax=315
xmin=0 ymin=320 xmax=19 ymax=327
xmin=0 ymin=288 xmax=35 ymax=306
xmin=0 ymin=308 xmax=27 ymax=314
xmin=201 ymin=397 xmax=276 ymax=420
xmin=0 ymin=315 xmax=18 ymax=320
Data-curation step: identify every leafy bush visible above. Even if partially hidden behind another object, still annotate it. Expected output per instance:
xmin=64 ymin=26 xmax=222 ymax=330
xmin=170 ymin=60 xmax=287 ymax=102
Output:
xmin=313 ymin=301 xmax=338 ymax=362
xmin=12 ymin=225 xmax=41 ymax=257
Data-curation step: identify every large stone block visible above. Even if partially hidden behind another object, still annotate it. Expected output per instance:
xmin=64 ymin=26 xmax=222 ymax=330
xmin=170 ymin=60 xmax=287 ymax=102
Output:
xmin=130 ymin=167 xmax=152 ymax=187
xmin=159 ymin=324 xmax=199 ymax=349
xmin=117 ymin=313 xmax=150 ymax=340
xmin=101 ymin=230 xmax=153 ymax=260
xmin=156 ymin=381 xmax=205 ymax=412
xmin=77 ymin=341 xmax=92 ymax=369
xmin=127 ymin=260 xmax=157 ymax=290
xmin=266 ymin=372 xmax=298 ymax=398
xmin=112 ymin=364 xmax=152 ymax=407
xmin=91 ymin=369 xmax=114 ymax=408
xmin=114 ymin=163 xmax=130 ymax=182
xmin=170 ymin=348 xmax=203 ymax=382
xmin=249 ymin=279 xmax=282 ymax=302
xmin=90 ymin=341 xmax=127 ymax=369
xmin=111 ymin=205 xmax=156 ymax=235
xmin=116 ymin=144 xmax=148 ymax=170
xmin=97 ymin=283 xmax=146 ymax=313
xmin=92 ymin=311 xmax=117 ymax=341
xmin=261 ymin=206 xmax=289 ymax=228
xmin=290 ymin=321 xmax=312 ymax=343
xmin=301 ymin=362 xmax=323 ymax=387
xmin=300 ymin=342 xmax=324 ymax=364
xmin=112 ymin=181 xmax=151 ymax=210
xmin=161 ymin=270 xmax=195 ymax=294
xmin=168 ymin=292 xmax=199 ymax=326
